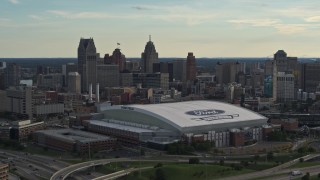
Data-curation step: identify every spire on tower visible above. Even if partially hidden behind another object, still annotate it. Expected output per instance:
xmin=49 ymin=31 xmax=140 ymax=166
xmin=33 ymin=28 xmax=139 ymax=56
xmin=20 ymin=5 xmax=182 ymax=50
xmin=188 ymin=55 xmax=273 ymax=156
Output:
xmin=149 ymin=35 xmax=151 ymax=42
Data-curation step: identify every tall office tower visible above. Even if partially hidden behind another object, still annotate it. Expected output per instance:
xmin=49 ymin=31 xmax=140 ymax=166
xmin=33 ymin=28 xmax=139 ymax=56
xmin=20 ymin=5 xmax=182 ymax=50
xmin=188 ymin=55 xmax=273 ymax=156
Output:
xmin=153 ymin=62 xmax=174 ymax=82
xmin=301 ymin=63 xmax=320 ymax=92
xmin=5 ymin=63 xmax=21 ymax=88
xmin=110 ymin=48 xmax=126 ymax=72
xmin=78 ymin=38 xmax=97 ymax=92
xmin=132 ymin=73 xmax=169 ymax=90
xmin=230 ymin=62 xmax=245 ymax=83
xmin=172 ymin=59 xmax=186 ymax=82
xmin=272 ymin=50 xmax=298 ymax=102
xmin=6 ymin=85 xmax=33 ymax=119
xmin=68 ymin=72 xmax=81 ymax=94
xmin=274 ymin=50 xmax=298 ymax=72
xmin=0 ymin=62 xmax=6 ymax=90
xmin=215 ymin=62 xmax=244 ymax=85
xmin=97 ymin=65 xmax=120 ymax=89
xmin=37 ymin=74 xmax=64 ymax=90
xmin=120 ymin=73 xmax=133 ymax=87
xmin=62 ymin=63 xmax=78 ymax=87
xmin=36 ymin=65 xmax=44 ymax=75
xmin=186 ymin=52 xmax=197 ymax=82
xmin=125 ymin=60 xmax=141 ymax=72
xmin=276 ymin=72 xmax=295 ymax=103
xmin=264 ymin=60 xmax=273 ymax=76
xmin=141 ymin=35 xmax=159 ymax=73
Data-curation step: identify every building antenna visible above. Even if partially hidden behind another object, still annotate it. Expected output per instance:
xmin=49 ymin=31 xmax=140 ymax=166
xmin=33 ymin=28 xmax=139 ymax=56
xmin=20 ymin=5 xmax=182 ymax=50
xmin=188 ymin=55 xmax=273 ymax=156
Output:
xmin=149 ymin=35 xmax=151 ymax=41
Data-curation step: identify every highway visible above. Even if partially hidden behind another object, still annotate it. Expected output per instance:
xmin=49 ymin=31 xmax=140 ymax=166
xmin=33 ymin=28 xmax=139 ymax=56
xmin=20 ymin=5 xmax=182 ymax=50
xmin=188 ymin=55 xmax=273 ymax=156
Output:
xmin=264 ymin=165 xmax=320 ymax=180
xmin=220 ymin=154 xmax=320 ymax=180
xmin=92 ymin=167 xmax=153 ymax=180
xmin=50 ymin=158 xmax=130 ymax=180
xmin=0 ymin=150 xmax=70 ymax=180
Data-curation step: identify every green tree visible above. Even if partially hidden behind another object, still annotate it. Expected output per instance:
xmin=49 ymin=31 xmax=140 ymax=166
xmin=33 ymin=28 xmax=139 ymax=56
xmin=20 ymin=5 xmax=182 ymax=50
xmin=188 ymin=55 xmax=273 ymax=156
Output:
xmin=301 ymin=172 xmax=310 ymax=180
xmin=267 ymin=152 xmax=274 ymax=160
xmin=219 ymin=159 xmax=224 ymax=166
xmin=189 ymin=158 xmax=200 ymax=164
xmin=155 ymin=168 xmax=166 ymax=180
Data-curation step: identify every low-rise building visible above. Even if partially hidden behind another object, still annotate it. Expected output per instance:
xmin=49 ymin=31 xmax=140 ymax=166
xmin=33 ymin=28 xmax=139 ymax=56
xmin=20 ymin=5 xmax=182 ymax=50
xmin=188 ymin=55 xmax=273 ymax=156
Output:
xmin=34 ymin=103 xmax=64 ymax=116
xmin=0 ymin=163 xmax=9 ymax=180
xmin=10 ymin=120 xmax=45 ymax=141
xmin=33 ymin=129 xmax=116 ymax=153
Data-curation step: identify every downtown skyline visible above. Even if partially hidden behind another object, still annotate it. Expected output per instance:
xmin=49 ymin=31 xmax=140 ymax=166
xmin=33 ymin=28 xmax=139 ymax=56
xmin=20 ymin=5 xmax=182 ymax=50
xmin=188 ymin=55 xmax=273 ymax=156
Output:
xmin=1 ymin=0 xmax=320 ymax=58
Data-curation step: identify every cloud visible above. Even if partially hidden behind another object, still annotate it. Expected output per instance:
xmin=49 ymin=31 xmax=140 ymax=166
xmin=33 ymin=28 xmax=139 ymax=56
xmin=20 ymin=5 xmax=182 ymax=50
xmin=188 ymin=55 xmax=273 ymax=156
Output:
xmin=132 ymin=6 xmax=149 ymax=11
xmin=48 ymin=10 xmax=140 ymax=19
xmin=29 ymin=15 xmax=44 ymax=21
xmin=274 ymin=24 xmax=308 ymax=34
xmin=228 ymin=19 xmax=280 ymax=27
xmin=130 ymin=5 xmax=217 ymax=26
xmin=305 ymin=16 xmax=320 ymax=22
xmin=8 ymin=0 xmax=19 ymax=4
xmin=228 ymin=18 xmax=319 ymax=34
xmin=47 ymin=8 xmax=216 ymax=26
xmin=153 ymin=14 xmax=216 ymax=26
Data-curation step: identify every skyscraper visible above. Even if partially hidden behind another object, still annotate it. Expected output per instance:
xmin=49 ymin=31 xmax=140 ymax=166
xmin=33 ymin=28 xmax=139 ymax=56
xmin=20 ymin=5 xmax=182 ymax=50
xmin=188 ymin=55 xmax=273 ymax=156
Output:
xmin=272 ymin=50 xmax=298 ymax=102
xmin=77 ymin=38 xmax=97 ymax=92
xmin=186 ymin=52 xmax=196 ymax=82
xmin=5 ymin=63 xmax=21 ymax=88
xmin=68 ymin=72 xmax=81 ymax=94
xmin=62 ymin=63 xmax=77 ymax=87
xmin=111 ymin=48 xmax=126 ymax=72
xmin=141 ymin=35 xmax=158 ymax=73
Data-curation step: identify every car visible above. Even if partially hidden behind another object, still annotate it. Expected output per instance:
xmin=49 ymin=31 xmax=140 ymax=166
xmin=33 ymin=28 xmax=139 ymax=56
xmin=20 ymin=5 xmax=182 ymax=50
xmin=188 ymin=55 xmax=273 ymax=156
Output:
xmin=291 ymin=170 xmax=302 ymax=176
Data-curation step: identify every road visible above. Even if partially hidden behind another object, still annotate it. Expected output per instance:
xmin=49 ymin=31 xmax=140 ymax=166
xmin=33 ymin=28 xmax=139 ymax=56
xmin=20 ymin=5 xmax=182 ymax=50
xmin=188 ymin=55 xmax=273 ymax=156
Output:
xmin=220 ymin=154 xmax=320 ymax=180
xmin=92 ymin=167 xmax=152 ymax=180
xmin=50 ymin=158 xmax=130 ymax=180
xmin=0 ymin=150 xmax=70 ymax=180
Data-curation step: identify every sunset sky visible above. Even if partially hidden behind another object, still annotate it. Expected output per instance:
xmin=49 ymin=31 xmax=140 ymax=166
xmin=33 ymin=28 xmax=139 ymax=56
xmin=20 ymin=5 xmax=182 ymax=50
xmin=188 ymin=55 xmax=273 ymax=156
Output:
xmin=1 ymin=0 xmax=320 ymax=58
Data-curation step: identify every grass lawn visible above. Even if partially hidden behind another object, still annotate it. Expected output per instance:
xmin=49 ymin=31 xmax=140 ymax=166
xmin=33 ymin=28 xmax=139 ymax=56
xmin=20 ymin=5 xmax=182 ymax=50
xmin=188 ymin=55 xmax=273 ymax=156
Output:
xmin=119 ymin=164 xmax=255 ymax=180
xmin=95 ymin=161 xmax=178 ymax=174
xmin=288 ymin=161 xmax=320 ymax=168
xmin=249 ymin=172 xmax=289 ymax=180
xmin=245 ymin=163 xmax=275 ymax=171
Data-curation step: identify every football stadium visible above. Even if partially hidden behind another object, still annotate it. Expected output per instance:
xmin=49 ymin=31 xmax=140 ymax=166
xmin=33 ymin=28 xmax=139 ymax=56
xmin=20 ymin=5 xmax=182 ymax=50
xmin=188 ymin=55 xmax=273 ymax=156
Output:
xmin=97 ymin=100 xmax=267 ymax=133
xmin=89 ymin=101 xmax=268 ymax=147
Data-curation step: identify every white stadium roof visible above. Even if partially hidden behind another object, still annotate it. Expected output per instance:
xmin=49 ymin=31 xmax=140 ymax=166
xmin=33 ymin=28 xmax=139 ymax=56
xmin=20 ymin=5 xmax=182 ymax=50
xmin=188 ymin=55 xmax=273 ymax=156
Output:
xmin=100 ymin=100 xmax=268 ymax=133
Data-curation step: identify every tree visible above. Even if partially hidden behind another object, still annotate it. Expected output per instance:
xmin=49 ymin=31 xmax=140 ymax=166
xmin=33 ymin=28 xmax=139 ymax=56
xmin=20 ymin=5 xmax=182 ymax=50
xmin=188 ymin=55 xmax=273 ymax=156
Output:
xmin=219 ymin=159 xmax=224 ymax=166
xmin=189 ymin=158 xmax=200 ymax=164
xmin=299 ymin=158 xmax=304 ymax=163
xmin=140 ymin=149 xmax=145 ymax=156
xmin=155 ymin=168 xmax=166 ymax=180
xmin=301 ymin=172 xmax=310 ymax=180
xmin=154 ymin=163 xmax=163 ymax=168
xmin=267 ymin=152 xmax=274 ymax=160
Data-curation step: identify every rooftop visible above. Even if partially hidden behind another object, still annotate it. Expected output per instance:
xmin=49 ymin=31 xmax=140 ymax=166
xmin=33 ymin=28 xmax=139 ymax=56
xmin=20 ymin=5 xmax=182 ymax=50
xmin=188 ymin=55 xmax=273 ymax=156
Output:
xmin=125 ymin=100 xmax=267 ymax=128
xmin=35 ymin=128 xmax=112 ymax=143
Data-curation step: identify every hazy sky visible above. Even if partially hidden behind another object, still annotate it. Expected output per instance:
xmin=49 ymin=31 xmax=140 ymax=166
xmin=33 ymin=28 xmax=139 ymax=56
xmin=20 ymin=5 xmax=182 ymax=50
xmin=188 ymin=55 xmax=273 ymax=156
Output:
xmin=1 ymin=0 xmax=320 ymax=58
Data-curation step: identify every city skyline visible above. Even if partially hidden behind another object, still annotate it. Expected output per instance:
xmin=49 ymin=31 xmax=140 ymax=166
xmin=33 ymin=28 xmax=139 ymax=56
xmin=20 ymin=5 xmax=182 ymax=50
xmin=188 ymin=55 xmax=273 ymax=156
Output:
xmin=1 ymin=0 xmax=320 ymax=58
